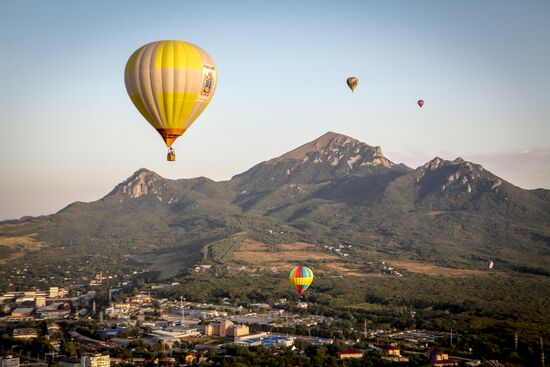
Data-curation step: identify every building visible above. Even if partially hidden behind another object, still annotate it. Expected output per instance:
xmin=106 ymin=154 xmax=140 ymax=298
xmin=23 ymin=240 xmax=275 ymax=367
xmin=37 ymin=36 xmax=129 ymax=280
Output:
xmin=205 ymin=320 xmax=233 ymax=337
xmin=381 ymin=344 xmax=401 ymax=356
xmin=113 ymin=303 xmax=131 ymax=311
xmin=374 ymin=343 xmax=409 ymax=362
xmin=47 ymin=323 xmax=62 ymax=339
xmin=205 ymin=320 xmax=250 ymax=337
xmin=96 ymin=327 xmax=124 ymax=336
xmin=35 ymin=295 xmax=46 ymax=307
xmin=231 ymin=324 xmax=250 ymax=337
xmin=80 ymin=354 xmax=110 ymax=367
xmin=234 ymin=334 xmax=293 ymax=348
xmin=15 ymin=296 xmax=35 ymax=303
xmin=339 ymin=349 xmax=364 ymax=359
xmin=127 ymin=294 xmax=152 ymax=304
xmin=247 ymin=303 xmax=271 ymax=310
xmin=0 ymin=356 xmax=19 ymax=367
xmin=426 ymin=350 xmax=459 ymax=366
xmin=13 ymin=328 xmax=38 ymax=339
xmin=36 ymin=304 xmax=71 ymax=319
xmin=49 ymin=287 xmax=59 ymax=298
xmin=9 ymin=307 xmax=34 ymax=320
xmin=58 ymin=358 xmax=80 ymax=367
xmin=187 ymin=309 xmax=220 ymax=319
xmin=150 ymin=328 xmax=200 ymax=345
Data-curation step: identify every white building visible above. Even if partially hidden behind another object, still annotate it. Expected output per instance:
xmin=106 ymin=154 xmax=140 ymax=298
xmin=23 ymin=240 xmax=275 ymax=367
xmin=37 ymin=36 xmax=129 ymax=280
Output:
xmin=151 ymin=327 xmax=200 ymax=342
xmin=0 ymin=356 xmax=19 ymax=367
xmin=80 ymin=354 xmax=110 ymax=367
xmin=49 ymin=287 xmax=59 ymax=298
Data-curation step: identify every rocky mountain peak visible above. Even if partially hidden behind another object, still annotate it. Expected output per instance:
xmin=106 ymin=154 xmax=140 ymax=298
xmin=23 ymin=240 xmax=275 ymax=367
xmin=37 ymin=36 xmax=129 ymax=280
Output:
xmin=108 ymin=168 xmax=167 ymax=199
xmin=131 ymin=168 xmax=161 ymax=180
xmin=266 ymin=132 xmax=394 ymax=170
xmin=230 ymin=132 xmax=401 ymax=192
xmin=269 ymin=132 xmax=360 ymax=163
xmin=424 ymin=157 xmax=445 ymax=171
xmin=417 ymin=157 xmax=500 ymax=195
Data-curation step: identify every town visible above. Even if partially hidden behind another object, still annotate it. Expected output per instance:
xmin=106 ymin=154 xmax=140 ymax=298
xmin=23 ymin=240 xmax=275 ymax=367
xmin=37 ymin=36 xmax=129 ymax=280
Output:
xmin=1 ymin=273 xmax=509 ymax=367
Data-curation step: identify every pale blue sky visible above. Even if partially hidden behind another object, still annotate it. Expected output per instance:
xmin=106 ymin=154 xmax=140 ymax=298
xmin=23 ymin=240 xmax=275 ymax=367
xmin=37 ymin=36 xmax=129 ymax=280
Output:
xmin=1 ymin=0 xmax=549 ymax=219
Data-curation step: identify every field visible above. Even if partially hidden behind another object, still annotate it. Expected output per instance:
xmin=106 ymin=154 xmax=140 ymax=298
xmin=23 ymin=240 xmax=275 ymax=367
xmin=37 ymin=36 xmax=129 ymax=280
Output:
xmin=389 ymin=260 xmax=488 ymax=276
xmin=230 ymin=240 xmax=347 ymax=270
xmin=226 ymin=239 xmax=497 ymax=278
xmin=229 ymin=240 xmax=387 ymax=276
xmin=203 ymin=237 xmax=242 ymax=263
xmin=0 ymin=234 xmax=47 ymax=263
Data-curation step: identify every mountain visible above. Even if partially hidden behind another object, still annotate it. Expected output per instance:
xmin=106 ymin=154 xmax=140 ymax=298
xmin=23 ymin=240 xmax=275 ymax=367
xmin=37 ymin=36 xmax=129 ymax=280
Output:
xmin=231 ymin=131 xmax=408 ymax=192
xmin=1 ymin=132 xmax=549 ymax=285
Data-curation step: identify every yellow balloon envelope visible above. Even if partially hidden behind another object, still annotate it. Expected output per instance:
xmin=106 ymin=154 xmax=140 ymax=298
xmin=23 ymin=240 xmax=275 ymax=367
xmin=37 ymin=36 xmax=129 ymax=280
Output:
xmin=124 ymin=40 xmax=217 ymax=158
xmin=346 ymin=77 xmax=358 ymax=92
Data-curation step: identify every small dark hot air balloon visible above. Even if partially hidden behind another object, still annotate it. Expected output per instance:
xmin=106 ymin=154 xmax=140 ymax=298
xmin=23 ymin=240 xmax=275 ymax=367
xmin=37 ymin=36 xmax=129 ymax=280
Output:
xmin=346 ymin=77 xmax=359 ymax=92
xmin=417 ymin=99 xmax=425 ymax=108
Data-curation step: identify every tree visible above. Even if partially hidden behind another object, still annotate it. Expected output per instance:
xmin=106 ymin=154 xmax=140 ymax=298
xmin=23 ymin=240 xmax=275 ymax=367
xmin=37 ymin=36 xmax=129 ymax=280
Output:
xmin=62 ymin=341 xmax=77 ymax=357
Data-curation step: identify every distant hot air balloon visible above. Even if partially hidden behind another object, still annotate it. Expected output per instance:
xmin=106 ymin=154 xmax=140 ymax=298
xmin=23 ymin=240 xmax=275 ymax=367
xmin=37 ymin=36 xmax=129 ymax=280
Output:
xmin=487 ymin=260 xmax=494 ymax=270
xmin=289 ymin=266 xmax=314 ymax=297
xmin=417 ymin=99 xmax=425 ymax=108
xmin=346 ymin=77 xmax=359 ymax=92
xmin=125 ymin=40 xmax=218 ymax=161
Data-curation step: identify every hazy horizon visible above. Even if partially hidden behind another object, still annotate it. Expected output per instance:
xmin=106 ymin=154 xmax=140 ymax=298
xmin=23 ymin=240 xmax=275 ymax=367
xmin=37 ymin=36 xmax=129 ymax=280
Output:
xmin=1 ymin=0 xmax=549 ymax=220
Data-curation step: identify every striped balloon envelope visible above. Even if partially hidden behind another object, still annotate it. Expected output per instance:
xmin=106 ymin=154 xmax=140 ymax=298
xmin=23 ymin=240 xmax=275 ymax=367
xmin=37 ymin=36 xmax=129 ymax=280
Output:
xmin=124 ymin=40 xmax=217 ymax=160
xmin=289 ymin=266 xmax=314 ymax=296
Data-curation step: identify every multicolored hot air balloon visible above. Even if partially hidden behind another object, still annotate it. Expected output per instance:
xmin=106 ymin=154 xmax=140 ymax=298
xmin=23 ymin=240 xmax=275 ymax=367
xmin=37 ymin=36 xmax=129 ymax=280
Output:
xmin=125 ymin=40 xmax=217 ymax=161
xmin=346 ymin=77 xmax=359 ymax=92
xmin=487 ymin=260 xmax=494 ymax=270
xmin=417 ymin=99 xmax=425 ymax=108
xmin=289 ymin=266 xmax=314 ymax=297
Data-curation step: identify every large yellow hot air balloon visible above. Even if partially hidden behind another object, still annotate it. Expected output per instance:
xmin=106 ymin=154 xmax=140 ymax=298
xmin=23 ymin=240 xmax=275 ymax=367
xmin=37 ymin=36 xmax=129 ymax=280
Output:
xmin=125 ymin=40 xmax=217 ymax=161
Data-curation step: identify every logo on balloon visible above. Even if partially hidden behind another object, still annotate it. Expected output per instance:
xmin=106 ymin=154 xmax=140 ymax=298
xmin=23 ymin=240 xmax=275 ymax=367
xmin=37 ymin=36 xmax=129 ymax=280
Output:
xmin=201 ymin=65 xmax=216 ymax=97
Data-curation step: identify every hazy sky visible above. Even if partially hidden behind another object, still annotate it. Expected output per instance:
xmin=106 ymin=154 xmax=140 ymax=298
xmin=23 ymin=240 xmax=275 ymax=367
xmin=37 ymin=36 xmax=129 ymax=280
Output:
xmin=1 ymin=0 xmax=549 ymax=220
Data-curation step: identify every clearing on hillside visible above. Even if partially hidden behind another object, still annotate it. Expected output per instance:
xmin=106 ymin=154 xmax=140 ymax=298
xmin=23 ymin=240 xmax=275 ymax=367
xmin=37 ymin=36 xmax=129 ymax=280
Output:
xmin=0 ymin=234 xmax=47 ymax=263
xmin=230 ymin=239 xmax=368 ymax=276
xmin=389 ymin=260 xmax=488 ymax=276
